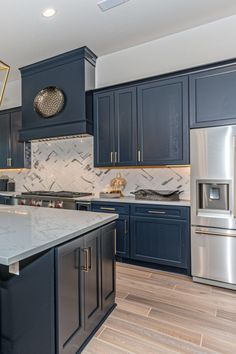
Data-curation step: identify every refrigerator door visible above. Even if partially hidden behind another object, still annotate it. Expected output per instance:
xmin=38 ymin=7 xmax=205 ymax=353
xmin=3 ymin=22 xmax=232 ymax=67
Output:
xmin=191 ymin=125 xmax=236 ymax=229
xmin=191 ymin=226 xmax=236 ymax=286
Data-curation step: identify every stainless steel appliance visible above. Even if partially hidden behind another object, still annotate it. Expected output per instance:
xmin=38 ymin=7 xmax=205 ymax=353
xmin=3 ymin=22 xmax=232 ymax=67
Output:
xmin=0 ymin=177 xmax=9 ymax=191
xmin=76 ymin=201 xmax=92 ymax=211
xmin=15 ymin=191 xmax=92 ymax=210
xmin=191 ymin=126 xmax=236 ymax=289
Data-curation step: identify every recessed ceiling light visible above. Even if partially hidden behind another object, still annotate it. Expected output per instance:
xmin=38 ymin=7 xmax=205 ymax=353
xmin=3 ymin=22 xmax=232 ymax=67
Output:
xmin=42 ymin=8 xmax=57 ymax=18
xmin=97 ymin=0 xmax=130 ymax=12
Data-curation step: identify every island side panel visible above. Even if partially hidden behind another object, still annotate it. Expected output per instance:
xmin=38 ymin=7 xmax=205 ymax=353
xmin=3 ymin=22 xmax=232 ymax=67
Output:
xmin=0 ymin=250 xmax=55 ymax=354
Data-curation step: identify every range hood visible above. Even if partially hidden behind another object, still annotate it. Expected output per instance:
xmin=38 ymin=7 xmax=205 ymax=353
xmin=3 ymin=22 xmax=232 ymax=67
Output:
xmin=19 ymin=47 xmax=97 ymax=141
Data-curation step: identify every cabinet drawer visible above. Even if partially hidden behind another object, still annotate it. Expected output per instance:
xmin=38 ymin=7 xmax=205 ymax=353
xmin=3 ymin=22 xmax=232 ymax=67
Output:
xmin=91 ymin=202 xmax=129 ymax=215
xmin=130 ymin=204 xmax=188 ymax=219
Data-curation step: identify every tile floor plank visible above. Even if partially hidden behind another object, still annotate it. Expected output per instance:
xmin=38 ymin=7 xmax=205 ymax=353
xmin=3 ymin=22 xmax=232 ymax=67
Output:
xmin=82 ymin=263 xmax=236 ymax=354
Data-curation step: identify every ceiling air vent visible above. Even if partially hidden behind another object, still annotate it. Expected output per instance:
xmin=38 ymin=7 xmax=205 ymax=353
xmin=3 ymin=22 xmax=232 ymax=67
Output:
xmin=97 ymin=0 xmax=130 ymax=12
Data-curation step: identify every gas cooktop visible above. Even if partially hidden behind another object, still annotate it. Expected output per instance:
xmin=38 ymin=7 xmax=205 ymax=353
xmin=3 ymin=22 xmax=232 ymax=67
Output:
xmin=21 ymin=191 xmax=92 ymax=198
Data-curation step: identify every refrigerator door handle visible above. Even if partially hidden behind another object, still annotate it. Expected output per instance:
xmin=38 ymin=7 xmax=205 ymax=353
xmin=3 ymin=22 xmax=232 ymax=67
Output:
xmin=195 ymin=229 xmax=236 ymax=238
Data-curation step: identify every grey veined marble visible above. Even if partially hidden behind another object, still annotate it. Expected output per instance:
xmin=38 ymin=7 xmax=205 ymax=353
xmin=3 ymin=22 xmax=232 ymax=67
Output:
xmin=0 ymin=137 xmax=190 ymax=200
xmin=0 ymin=205 xmax=118 ymax=266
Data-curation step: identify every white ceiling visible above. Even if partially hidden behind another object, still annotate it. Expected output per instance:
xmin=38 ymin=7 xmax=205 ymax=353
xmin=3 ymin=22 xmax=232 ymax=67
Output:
xmin=2 ymin=0 xmax=236 ymax=81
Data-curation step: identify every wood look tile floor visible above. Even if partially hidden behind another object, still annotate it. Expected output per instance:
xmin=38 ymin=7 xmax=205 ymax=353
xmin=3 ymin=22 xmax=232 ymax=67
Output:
xmin=83 ymin=263 xmax=236 ymax=354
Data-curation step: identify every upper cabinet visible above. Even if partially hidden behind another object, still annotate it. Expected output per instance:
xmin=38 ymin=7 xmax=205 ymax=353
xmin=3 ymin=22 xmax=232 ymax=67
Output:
xmin=0 ymin=107 xmax=31 ymax=169
xmin=190 ymin=65 xmax=236 ymax=128
xmin=94 ymin=76 xmax=189 ymax=167
xmin=137 ymin=76 xmax=189 ymax=165
xmin=94 ymin=87 xmax=137 ymax=167
xmin=93 ymin=92 xmax=114 ymax=167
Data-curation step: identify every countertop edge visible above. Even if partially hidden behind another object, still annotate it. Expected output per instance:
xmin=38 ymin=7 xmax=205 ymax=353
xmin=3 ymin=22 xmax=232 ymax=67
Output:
xmin=75 ymin=196 xmax=191 ymax=207
xmin=0 ymin=213 xmax=118 ymax=266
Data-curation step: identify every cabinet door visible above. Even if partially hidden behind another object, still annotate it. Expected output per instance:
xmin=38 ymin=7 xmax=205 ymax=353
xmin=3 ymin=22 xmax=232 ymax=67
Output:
xmin=116 ymin=215 xmax=130 ymax=258
xmin=83 ymin=229 xmax=102 ymax=334
xmin=190 ymin=65 xmax=236 ymax=128
xmin=55 ymin=237 xmax=86 ymax=354
xmin=101 ymin=222 xmax=116 ymax=314
xmin=114 ymin=87 xmax=137 ymax=166
xmin=137 ymin=76 xmax=189 ymax=165
xmin=94 ymin=92 xmax=115 ymax=167
xmin=0 ymin=112 xmax=10 ymax=168
xmin=10 ymin=110 xmax=25 ymax=168
xmin=130 ymin=216 xmax=189 ymax=269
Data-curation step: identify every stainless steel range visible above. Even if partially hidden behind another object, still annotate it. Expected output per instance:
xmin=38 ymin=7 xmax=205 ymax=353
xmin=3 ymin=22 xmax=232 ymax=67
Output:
xmin=191 ymin=126 xmax=236 ymax=290
xmin=15 ymin=191 xmax=92 ymax=210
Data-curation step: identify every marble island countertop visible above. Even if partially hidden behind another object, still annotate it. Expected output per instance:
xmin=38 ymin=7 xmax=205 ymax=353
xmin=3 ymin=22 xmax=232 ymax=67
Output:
xmin=0 ymin=205 xmax=118 ymax=266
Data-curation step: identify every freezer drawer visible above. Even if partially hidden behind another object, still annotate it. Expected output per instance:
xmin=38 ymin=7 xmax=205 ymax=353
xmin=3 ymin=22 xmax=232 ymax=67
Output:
xmin=191 ymin=226 xmax=236 ymax=285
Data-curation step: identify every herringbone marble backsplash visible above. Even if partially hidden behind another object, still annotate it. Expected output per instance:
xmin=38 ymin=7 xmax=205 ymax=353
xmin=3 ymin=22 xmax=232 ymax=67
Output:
xmin=1 ymin=137 xmax=190 ymax=200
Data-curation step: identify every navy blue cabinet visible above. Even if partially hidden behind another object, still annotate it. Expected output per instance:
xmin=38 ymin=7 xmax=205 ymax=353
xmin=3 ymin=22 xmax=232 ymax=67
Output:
xmin=94 ymin=92 xmax=114 ymax=167
xmin=0 ymin=250 xmax=55 ymax=354
xmin=55 ymin=223 xmax=116 ymax=354
xmin=114 ymin=87 xmax=137 ymax=166
xmin=130 ymin=217 xmax=189 ymax=268
xmin=130 ymin=204 xmax=190 ymax=272
xmin=0 ymin=112 xmax=10 ymax=168
xmin=94 ymin=87 xmax=137 ymax=167
xmin=94 ymin=76 xmax=189 ymax=167
xmin=101 ymin=223 xmax=116 ymax=314
xmin=0 ymin=107 xmax=31 ymax=169
xmin=137 ymin=76 xmax=189 ymax=165
xmin=130 ymin=204 xmax=190 ymax=271
xmin=190 ymin=65 xmax=236 ymax=128
xmin=91 ymin=201 xmax=190 ymax=273
xmin=91 ymin=202 xmax=130 ymax=258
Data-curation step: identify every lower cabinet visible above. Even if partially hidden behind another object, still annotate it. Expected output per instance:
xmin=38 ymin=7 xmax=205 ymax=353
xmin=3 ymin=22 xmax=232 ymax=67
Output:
xmin=130 ymin=216 xmax=189 ymax=269
xmin=115 ymin=215 xmax=130 ymax=258
xmin=101 ymin=223 xmax=116 ymax=313
xmin=0 ymin=250 xmax=55 ymax=354
xmin=55 ymin=223 xmax=116 ymax=354
xmin=91 ymin=203 xmax=130 ymax=258
xmin=0 ymin=223 xmax=116 ymax=354
xmin=91 ymin=201 xmax=190 ymax=273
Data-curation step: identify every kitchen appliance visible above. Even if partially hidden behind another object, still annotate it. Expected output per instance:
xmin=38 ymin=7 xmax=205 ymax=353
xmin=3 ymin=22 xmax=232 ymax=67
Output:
xmin=0 ymin=176 xmax=9 ymax=191
xmin=7 ymin=179 xmax=15 ymax=192
xmin=76 ymin=201 xmax=92 ymax=211
xmin=191 ymin=126 xmax=236 ymax=289
xmin=131 ymin=189 xmax=183 ymax=201
xmin=15 ymin=191 xmax=92 ymax=210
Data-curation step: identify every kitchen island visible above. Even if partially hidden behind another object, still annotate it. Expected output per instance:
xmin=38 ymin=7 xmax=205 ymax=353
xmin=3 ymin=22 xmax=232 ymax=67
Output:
xmin=0 ymin=205 xmax=118 ymax=354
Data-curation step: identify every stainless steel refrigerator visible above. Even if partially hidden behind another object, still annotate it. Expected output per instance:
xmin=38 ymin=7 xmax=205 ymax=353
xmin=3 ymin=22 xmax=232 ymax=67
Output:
xmin=191 ymin=125 xmax=236 ymax=290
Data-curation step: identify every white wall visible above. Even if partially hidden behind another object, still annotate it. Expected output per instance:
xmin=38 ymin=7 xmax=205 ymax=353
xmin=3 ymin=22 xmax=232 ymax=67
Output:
xmin=3 ymin=14 xmax=236 ymax=106
xmin=0 ymin=80 xmax=21 ymax=110
xmin=96 ymin=14 xmax=236 ymax=87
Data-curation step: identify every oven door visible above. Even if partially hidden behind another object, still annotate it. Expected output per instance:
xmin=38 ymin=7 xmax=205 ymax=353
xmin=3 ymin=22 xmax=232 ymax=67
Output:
xmin=191 ymin=226 xmax=236 ymax=285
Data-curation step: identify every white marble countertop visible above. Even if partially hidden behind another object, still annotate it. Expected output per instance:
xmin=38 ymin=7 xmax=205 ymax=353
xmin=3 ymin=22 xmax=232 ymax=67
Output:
xmin=0 ymin=205 xmax=118 ymax=266
xmin=75 ymin=196 xmax=191 ymax=207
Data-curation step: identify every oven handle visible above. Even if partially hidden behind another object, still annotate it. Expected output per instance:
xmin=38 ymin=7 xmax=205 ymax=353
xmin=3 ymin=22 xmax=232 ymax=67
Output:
xmin=195 ymin=229 xmax=236 ymax=238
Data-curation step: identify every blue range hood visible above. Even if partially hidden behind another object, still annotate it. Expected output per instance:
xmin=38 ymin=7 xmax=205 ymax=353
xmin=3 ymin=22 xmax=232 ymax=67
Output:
xmin=19 ymin=46 xmax=97 ymax=141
